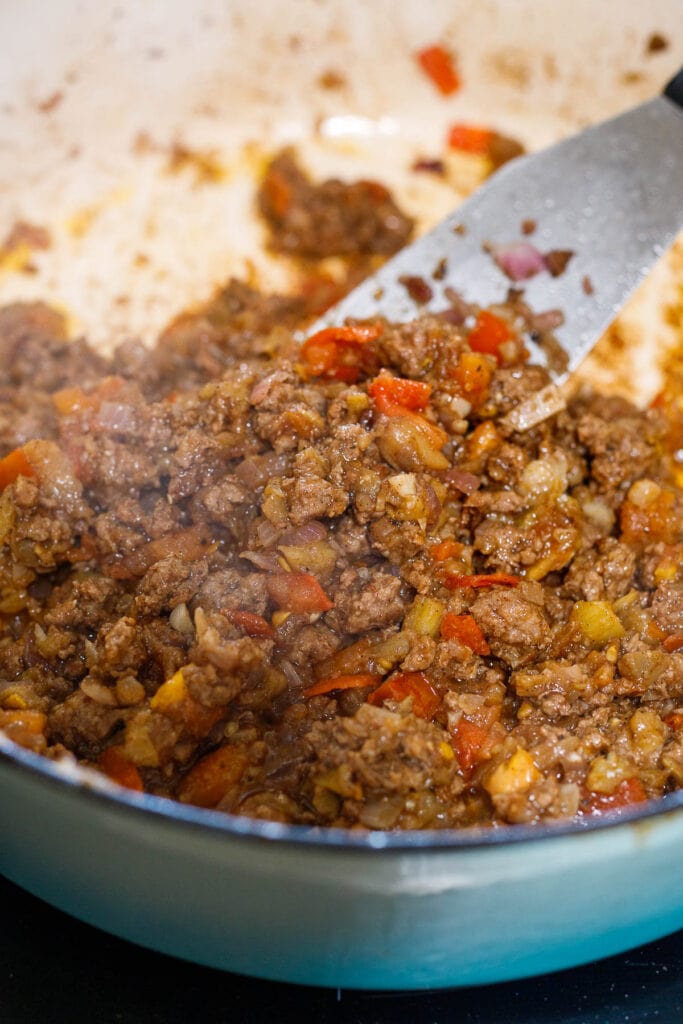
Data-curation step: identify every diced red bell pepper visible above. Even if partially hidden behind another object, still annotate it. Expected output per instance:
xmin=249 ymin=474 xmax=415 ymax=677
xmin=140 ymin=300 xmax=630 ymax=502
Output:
xmin=0 ymin=447 xmax=36 ymax=490
xmin=468 ymin=310 xmax=513 ymax=360
xmin=581 ymin=777 xmax=647 ymax=816
xmin=305 ymin=673 xmax=382 ymax=697
xmin=223 ymin=609 xmax=275 ymax=638
xmin=267 ymin=572 xmax=334 ymax=614
xmin=447 ymin=123 xmax=493 ymax=154
xmin=301 ymin=324 xmax=382 ymax=382
xmin=440 ymin=612 xmax=490 ymax=655
xmin=368 ymin=374 xmax=432 ymax=415
xmin=416 ymin=45 xmax=461 ymax=96
xmin=450 ymin=719 xmax=490 ymax=779
xmin=367 ymin=671 xmax=440 ymax=719
xmin=443 ymin=572 xmax=521 ymax=590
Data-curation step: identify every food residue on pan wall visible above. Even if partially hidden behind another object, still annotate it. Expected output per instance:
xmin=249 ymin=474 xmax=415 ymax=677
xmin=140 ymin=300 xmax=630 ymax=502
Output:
xmin=0 ymin=0 xmax=680 ymax=382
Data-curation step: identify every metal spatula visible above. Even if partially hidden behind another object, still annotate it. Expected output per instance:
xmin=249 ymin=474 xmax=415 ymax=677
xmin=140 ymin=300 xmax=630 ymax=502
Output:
xmin=314 ymin=69 xmax=683 ymax=380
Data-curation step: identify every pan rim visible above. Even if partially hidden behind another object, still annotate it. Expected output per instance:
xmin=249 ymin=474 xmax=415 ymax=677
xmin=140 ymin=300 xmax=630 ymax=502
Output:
xmin=3 ymin=730 xmax=682 ymax=853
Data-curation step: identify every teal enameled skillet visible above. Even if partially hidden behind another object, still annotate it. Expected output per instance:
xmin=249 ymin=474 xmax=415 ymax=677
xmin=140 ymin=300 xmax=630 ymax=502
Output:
xmin=3 ymin=731 xmax=683 ymax=990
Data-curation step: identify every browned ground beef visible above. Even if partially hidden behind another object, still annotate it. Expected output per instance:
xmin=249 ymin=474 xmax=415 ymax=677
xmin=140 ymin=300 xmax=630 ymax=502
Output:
xmin=2 ymin=162 xmax=683 ymax=832
xmin=259 ymin=149 xmax=414 ymax=258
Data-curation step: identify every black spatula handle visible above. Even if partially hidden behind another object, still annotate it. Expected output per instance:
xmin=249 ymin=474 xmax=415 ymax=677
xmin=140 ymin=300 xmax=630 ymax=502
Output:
xmin=664 ymin=68 xmax=683 ymax=109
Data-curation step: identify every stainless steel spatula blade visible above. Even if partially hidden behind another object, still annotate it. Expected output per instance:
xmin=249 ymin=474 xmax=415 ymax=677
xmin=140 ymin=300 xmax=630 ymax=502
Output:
xmin=315 ymin=70 xmax=683 ymax=379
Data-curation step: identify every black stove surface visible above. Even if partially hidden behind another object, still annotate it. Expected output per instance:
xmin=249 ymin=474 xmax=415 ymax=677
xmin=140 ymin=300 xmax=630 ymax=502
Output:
xmin=2 ymin=873 xmax=681 ymax=1024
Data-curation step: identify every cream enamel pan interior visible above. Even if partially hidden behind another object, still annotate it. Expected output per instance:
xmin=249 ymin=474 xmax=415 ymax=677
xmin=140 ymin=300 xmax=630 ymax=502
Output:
xmin=1 ymin=0 xmax=683 ymax=990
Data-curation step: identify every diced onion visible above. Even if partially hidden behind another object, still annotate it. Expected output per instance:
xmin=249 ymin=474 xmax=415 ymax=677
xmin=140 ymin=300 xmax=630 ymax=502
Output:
xmin=501 ymin=383 xmax=566 ymax=433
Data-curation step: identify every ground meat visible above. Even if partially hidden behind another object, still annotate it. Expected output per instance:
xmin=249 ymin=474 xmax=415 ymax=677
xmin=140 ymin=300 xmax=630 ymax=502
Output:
xmin=564 ymin=538 xmax=636 ymax=601
xmin=470 ymin=589 xmax=552 ymax=668
xmin=329 ymin=569 xmax=408 ymax=634
xmin=577 ymin=401 xmax=659 ymax=491
xmin=259 ymin=149 xmax=414 ymax=258
xmin=3 ymin=168 xmax=683 ymax=835
xmin=305 ymin=704 xmax=464 ymax=829
xmin=651 ymin=582 xmax=683 ymax=634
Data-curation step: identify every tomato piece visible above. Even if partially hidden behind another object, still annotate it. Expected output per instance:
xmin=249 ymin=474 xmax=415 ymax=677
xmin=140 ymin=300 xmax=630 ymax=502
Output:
xmin=468 ymin=310 xmax=513 ymax=360
xmin=305 ymin=673 xmax=382 ymax=697
xmin=447 ymin=123 xmax=493 ymax=154
xmin=443 ymin=572 xmax=521 ymax=590
xmin=223 ymin=609 xmax=275 ymax=638
xmin=665 ymin=711 xmax=683 ymax=730
xmin=0 ymin=447 xmax=36 ymax=490
xmin=99 ymin=746 xmax=144 ymax=792
xmin=450 ymin=719 xmax=489 ymax=779
xmin=663 ymin=633 xmax=683 ymax=653
xmin=367 ymin=671 xmax=440 ymax=719
xmin=582 ymin=777 xmax=647 ymax=816
xmin=429 ymin=538 xmax=464 ymax=562
xmin=440 ymin=612 xmax=490 ymax=655
xmin=416 ymin=45 xmax=461 ymax=96
xmin=301 ymin=324 xmax=382 ymax=382
xmin=267 ymin=572 xmax=334 ymax=614
xmin=368 ymin=374 xmax=432 ymax=415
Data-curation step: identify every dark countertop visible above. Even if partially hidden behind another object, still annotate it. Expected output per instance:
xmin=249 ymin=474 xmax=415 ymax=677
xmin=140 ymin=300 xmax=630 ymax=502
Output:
xmin=2 ymin=873 xmax=681 ymax=1024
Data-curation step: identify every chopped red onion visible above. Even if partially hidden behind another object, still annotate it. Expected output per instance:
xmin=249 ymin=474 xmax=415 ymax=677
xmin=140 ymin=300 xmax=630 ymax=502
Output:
xmin=491 ymin=242 xmax=547 ymax=282
xmin=528 ymin=309 xmax=565 ymax=333
xmin=240 ymin=549 xmax=281 ymax=571
xmin=278 ymin=520 xmax=327 ymax=547
xmin=445 ymin=469 xmax=482 ymax=495
xmin=235 ymin=451 xmax=289 ymax=489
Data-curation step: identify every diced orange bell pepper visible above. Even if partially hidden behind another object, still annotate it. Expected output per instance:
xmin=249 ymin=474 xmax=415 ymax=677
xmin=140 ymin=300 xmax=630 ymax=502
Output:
xmin=100 ymin=746 xmax=144 ymax=792
xmin=620 ymin=489 xmax=677 ymax=546
xmin=367 ymin=671 xmax=440 ymax=719
xmin=416 ymin=45 xmax=461 ymax=96
xmin=0 ymin=447 xmax=36 ymax=490
xmin=267 ymin=572 xmax=334 ymax=614
xmin=450 ymin=351 xmax=492 ymax=402
xmin=429 ymin=538 xmax=464 ymax=562
xmin=440 ymin=612 xmax=490 ymax=655
xmin=177 ymin=745 xmax=249 ymax=808
xmin=262 ymin=167 xmax=292 ymax=218
xmin=305 ymin=673 xmax=382 ymax=697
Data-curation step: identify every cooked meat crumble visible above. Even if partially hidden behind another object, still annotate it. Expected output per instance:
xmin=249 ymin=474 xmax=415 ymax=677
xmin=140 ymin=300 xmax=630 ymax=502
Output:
xmin=2 ymin=164 xmax=683 ymax=833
